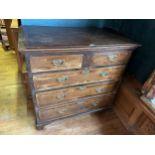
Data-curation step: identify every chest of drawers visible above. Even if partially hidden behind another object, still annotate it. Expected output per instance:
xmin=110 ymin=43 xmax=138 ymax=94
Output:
xmin=18 ymin=26 xmax=139 ymax=129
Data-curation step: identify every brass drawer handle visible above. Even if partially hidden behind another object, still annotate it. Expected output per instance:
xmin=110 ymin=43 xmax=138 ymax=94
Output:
xmin=99 ymin=71 xmax=108 ymax=77
xmin=56 ymin=94 xmax=66 ymax=99
xmin=57 ymin=76 xmax=69 ymax=82
xmin=77 ymin=101 xmax=84 ymax=105
xmin=91 ymin=102 xmax=98 ymax=107
xmin=80 ymin=106 xmax=88 ymax=111
xmin=82 ymin=68 xmax=90 ymax=75
xmin=107 ymin=54 xmax=117 ymax=61
xmin=58 ymin=108 xmax=66 ymax=114
xmin=79 ymin=86 xmax=86 ymax=90
xmin=89 ymin=43 xmax=96 ymax=47
xmin=96 ymin=88 xmax=103 ymax=93
xmin=52 ymin=59 xmax=65 ymax=66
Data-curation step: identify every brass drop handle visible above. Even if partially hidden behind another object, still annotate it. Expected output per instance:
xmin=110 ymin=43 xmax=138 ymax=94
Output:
xmin=82 ymin=68 xmax=90 ymax=75
xmin=56 ymin=94 xmax=66 ymax=99
xmin=89 ymin=43 xmax=96 ymax=47
xmin=57 ymin=76 xmax=69 ymax=82
xmin=80 ymin=106 xmax=88 ymax=111
xmin=99 ymin=71 xmax=108 ymax=77
xmin=58 ymin=108 xmax=66 ymax=114
xmin=52 ymin=59 xmax=65 ymax=66
xmin=79 ymin=86 xmax=86 ymax=90
xmin=91 ymin=102 xmax=98 ymax=107
xmin=107 ymin=54 xmax=117 ymax=61
xmin=96 ymin=88 xmax=103 ymax=93
xmin=77 ymin=101 xmax=84 ymax=105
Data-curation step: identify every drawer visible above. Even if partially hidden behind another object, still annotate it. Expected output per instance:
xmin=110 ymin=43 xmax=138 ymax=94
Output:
xmin=30 ymin=54 xmax=83 ymax=73
xmin=36 ymin=82 xmax=117 ymax=107
xmin=38 ymin=93 xmax=114 ymax=121
xmin=92 ymin=51 xmax=131 ymax=67
xmin=33 ymin=66 xmax=125 ymax=91
xmin=38 ymin=103 xmax=85 ymax=122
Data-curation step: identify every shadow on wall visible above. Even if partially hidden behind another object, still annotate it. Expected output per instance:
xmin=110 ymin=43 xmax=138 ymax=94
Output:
xmin=105 ymin=19 xmax=155 ymax=83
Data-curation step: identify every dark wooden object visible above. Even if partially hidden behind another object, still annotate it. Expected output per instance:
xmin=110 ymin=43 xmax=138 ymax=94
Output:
xmin=3 ymin=19 xmax=24 ymax=73
xmin=18 ymin=26 xmax=139 ymax=129
xmin=114 ymin=77 xmax=155 ymax=134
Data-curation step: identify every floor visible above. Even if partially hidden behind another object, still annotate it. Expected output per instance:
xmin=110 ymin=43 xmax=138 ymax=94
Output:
xmin=0 ymin=44 xmax=129 ymax=134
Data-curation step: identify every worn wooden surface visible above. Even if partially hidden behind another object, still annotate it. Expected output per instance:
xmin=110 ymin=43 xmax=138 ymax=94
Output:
xmin=36 ymin=82 xmax=117 ymax=107
xmin=38 ymin=93 xmax=114 ymax=122
xmin=33 ymin=66 xmax=124 ymax=91
xmin=30 ymin=54 xmax=83 ymax=73
xmin=0 ymin=45 xmax=129 ymax=134
xmin=92 ymin=51 xmax=131 ymax=66
xmin=18 ymin=26 xmax=139 ymax=128
xmin=18 ymin=26 xmax=138 ymax=51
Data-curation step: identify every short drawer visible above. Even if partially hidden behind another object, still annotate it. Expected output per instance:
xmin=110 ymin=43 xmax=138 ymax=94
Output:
xmin=36 ymin=82 xmax=118 ymax=107
xmin=30 ymin=54 xmax=83 ymax=73
xmin=92 ymin=51 xmax=131 ymax=67
xmin=33 ymin=66 xmax=125 ymax=91
xmin=38 ymin=93 xmax=114 ymax=121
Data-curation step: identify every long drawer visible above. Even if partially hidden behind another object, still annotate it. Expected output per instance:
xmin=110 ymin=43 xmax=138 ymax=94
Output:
xmin=30 ymin=54 xmax=83 ymax=73
xmin=35 ymin=81 xmax=118 ymax=107
xmin=33 ymin=66 xmax=125 ymax=91
xmin=38 ymin=93 xmax=114 ymax=122
xmin=92 ymin=51 xmax=131 ymax=67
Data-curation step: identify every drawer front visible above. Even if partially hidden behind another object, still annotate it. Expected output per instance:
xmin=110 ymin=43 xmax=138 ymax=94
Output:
xmin=33 ymin=66 xmax=125 ymax=91
xmin=30 ymin=54 xmax=83 ymax=73
xmin=36 ymin=82 xmax=117 ymax=107
xmin=38 ymin=94 xmax=114 ymax=121
xmin=38 ymin=103 xmax=85 ymax=122
xmin=78 ymin=93 xmax=114 ymax=110
xmin=92 ymin=51 xmax=131 ymax=67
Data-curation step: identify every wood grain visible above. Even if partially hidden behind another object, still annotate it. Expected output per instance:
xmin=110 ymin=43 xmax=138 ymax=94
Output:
xmin=33 ymin=66 xmax=124 ymax=91
xmin=18 ymin=26 xmax=139 ymax=129
xmin=18 ymin=26 xmax=138 ymax=52
xmin=36 ymin=82 xmax=117 ymax=107
xmin=92 ymin=51 xmax=131 ymax=67
xmin=114 ymin=77 xmax=155 ymax=134
xmin=30 ymin=54 xmax=83 ymax=73
xmin=38 ymin=93 xmax=114 ymax=122
xmin=0 ymin=45 xmax=128 ymax=134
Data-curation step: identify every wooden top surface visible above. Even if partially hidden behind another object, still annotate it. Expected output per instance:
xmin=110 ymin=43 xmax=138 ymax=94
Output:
xmin=18 ymin=26 xmax=138 ymax=52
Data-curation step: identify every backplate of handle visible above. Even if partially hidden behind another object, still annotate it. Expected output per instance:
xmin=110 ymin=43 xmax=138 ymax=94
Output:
xmin=82 ymin=68 xmax=90 ymax=75
xmin=99 ymin=71 xmax=108 ymax=77
xmin=91 ymin=102 xmax=98 ymax=107
xmin=79 ymin=86 xmax=86 ymax=90
xmin=56 ymin=94 xmax=66 ymax=99
xmin=52 ymin=59 xmax=65 ymax=66
xmin=57 ymin=76 xmax=69 ymax=82
xmin=107 ymin=54 xmax=117 ymax=61
xmin=96 ymin=88 xmax=103 ymax=93
xmin=58 ymin=108 xmax=66 ymax=114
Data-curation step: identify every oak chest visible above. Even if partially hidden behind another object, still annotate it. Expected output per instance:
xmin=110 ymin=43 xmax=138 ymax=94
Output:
xmin=18 ymin=26 xmax=139 ymax=129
